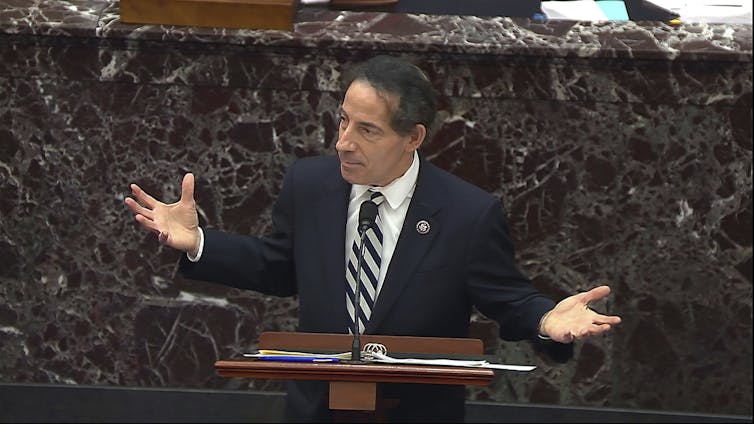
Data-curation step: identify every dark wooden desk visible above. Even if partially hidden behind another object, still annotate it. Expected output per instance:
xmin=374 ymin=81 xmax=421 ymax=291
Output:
xmin=215 ymin=332 xmax=494 ymax=411
xmin=216 ymin=359 xmax=494 ymax=410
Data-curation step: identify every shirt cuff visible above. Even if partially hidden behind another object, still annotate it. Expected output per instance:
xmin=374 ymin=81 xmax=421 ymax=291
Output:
xmin=537 ymin=310 xmax=552 ymax=340
xmin=186 ymin=227 xmax=205 ymax=262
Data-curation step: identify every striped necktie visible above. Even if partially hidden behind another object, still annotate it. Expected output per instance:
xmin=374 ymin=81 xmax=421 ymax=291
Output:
xmin=346 ymin=190 xmax=385 ymax=334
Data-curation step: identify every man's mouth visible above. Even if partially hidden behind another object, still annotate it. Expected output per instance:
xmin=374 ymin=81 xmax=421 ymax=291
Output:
xmin=339 ymin=157 xmax=361 ymax=167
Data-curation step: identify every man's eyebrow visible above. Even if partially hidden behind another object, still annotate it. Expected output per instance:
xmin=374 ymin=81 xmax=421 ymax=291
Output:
xmin=359 ymin=121 xmax=382 ymax=132
xmin=339 ymin=107 xmax=384 ymax=132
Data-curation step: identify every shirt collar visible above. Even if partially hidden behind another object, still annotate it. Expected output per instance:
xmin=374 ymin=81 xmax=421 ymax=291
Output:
xmin=350 ymin=151 xmax=419 ymax=209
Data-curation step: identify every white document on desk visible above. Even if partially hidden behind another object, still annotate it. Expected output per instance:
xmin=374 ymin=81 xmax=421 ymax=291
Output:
xmin=541 ymin=1 xmax=609 ymax=21
xmin=646 ymin=0 xmax=752 ymax=23
xmin=369 ymin=352 xmax=536 ymax=372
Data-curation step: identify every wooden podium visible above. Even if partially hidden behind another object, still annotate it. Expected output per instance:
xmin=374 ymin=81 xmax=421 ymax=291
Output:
xmin=215 ymin=332 xmax=494 ymax=413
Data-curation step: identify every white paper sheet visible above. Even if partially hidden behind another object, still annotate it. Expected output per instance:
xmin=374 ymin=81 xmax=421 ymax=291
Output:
xmin=645 ymin=0 xmax=752 ymax=23
xmin=368 ymin=351 xmax=536 ymax=372
xmin=541 ymin=1 xmax=609 ymax=21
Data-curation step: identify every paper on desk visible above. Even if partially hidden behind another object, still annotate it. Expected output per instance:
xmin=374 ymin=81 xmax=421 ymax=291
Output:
xmin=244 ymin=349 xmax=352 ymax=359
xmin=645 ymin=0 xmax=752 ymax=23
xmin=595 ymin=1 xmax=629 ymax=21
xmin=369 ymin=352 xmax=536 ymax=372
xmin=243 ymin=350 xmax=535 ymax=371
xmin=541 ymin=1 xmax=609 ymax=21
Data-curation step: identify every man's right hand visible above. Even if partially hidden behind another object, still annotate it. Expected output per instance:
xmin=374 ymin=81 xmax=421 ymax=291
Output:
xmin=124 ymin=173 xmax=201 ymax=256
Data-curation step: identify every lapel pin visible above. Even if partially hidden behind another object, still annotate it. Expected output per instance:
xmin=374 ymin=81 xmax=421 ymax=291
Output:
xmin=416 ymin=220 xmax=430 ymax=235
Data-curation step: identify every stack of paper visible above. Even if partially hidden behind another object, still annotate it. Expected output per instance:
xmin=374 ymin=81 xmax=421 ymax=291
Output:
xmin=367 ymin=351 xmax=536 ymax=371
xmin=244 ymin=349 xmax=351 ymax=362
xmin=243 ymin=348 xmax=536 ymax=371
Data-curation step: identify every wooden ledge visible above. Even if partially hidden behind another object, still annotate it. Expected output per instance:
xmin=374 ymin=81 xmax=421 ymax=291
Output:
xmin=120 ymin=0 xmax=297 ymax=30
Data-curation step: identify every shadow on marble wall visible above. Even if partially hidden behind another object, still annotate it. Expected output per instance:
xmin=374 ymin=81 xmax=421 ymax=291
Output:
xmin=0 ymin=12 xmax=751 ymax=418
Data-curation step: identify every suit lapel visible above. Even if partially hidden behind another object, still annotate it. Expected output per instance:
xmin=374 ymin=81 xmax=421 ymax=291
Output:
xmin=314 ymin=167 xmax=351 ymax=331
xmin=366 ymin=160 xmax=444 ymax=333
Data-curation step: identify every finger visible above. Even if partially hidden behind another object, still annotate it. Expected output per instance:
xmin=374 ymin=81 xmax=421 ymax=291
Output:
xmin=134 ymin=213 xmax=161 ymax=234
xmin=130 ymin=183 xmax=161 ymax=209
xmin=582 ymin=285 xmax=612 ymax=303
xmin=592 ymin=314 xmax=622 ymax=326
xmin=571 ymin=323 xmax=607 ymax=340
xmin=180 ymin=173 xmax=195 ymax=205
xmin=124 ymin=197 xmax=154 ymax=220
xmin=586 ymin=323 xmax=614 ymax=336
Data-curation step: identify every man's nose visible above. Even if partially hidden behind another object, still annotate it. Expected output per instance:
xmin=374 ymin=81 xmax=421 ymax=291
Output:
xmin=336 ymin=127 xmax=356 ymax=152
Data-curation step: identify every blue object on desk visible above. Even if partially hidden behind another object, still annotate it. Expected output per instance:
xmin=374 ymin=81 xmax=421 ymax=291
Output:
xmin=596 ymin=0 xmax=630 ymax=21
xmin=254 ymin=355 xmax=339 ymax=363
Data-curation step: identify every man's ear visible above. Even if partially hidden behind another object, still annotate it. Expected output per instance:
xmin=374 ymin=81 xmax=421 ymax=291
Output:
xmin=407 ymin=123 xmax=427 ymax=152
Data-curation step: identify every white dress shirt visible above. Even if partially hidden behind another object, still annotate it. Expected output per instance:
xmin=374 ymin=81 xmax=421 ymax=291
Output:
xmin=344 ymin=151 xmax=419 ymax=299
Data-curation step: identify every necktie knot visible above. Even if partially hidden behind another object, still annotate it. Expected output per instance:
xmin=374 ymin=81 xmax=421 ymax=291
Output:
xmin=369 ymin=190 xmax=385 ymax=206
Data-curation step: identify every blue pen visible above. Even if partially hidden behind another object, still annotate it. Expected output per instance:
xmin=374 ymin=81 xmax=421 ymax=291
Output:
xmin=254 ymin=355 xmax=339 ymax=363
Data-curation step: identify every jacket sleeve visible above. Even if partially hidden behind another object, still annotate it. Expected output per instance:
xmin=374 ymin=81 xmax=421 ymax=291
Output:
xmin=178 ymin=161 xmax=299 ymax=297
xmin=466 ymin=197 xmax=573 ymax=362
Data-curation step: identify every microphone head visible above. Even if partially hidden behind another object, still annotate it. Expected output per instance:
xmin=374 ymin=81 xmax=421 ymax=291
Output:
xmin=358 ymin=200 xmax=378 ymax=235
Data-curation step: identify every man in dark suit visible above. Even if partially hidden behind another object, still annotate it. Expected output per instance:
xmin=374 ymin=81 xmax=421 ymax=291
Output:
xmin=125 ymin=55 xmax=621 ymax=422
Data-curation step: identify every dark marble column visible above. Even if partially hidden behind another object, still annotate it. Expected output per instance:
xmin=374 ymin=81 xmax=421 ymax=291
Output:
xmin=0 ymin=0 xmax=751 ymax=417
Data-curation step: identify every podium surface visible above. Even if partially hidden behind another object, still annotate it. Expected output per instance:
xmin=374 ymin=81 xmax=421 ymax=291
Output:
xmin=215 ymin=332 xmax=495 ymax=411
xmin=215 ymin=358 xmax=494 ymax=385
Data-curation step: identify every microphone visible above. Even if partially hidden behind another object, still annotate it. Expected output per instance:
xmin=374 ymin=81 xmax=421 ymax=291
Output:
xmin=351 ymin=200 xmax=378 ymax=363
xmin=358 ymin=200 xmax=378 ymax=234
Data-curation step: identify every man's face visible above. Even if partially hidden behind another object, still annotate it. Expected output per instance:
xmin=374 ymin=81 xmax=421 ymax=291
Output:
xmin=336 ymin=80 xmax=423 ymax=186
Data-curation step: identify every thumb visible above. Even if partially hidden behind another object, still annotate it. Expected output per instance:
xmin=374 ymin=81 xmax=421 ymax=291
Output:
xmin=181 ymin=172 xmax=195 ymax=204
xmin=583 ymin=285 xmax=611 ymax=304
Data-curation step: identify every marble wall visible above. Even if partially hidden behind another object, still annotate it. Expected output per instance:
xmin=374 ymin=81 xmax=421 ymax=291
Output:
xmin=1 ymin=0 xmax=751 ymax=417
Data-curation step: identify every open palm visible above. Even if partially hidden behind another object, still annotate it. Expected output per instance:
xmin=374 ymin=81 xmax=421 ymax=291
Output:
xmin=540 ymin=285 xmax=622 ymax=343
xmin=124 ymin=173 xmax=200 ymax=255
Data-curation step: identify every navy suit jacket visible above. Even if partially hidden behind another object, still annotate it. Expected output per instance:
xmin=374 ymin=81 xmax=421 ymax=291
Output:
xmin=180 ymin=154 xmax=571 ymax=422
